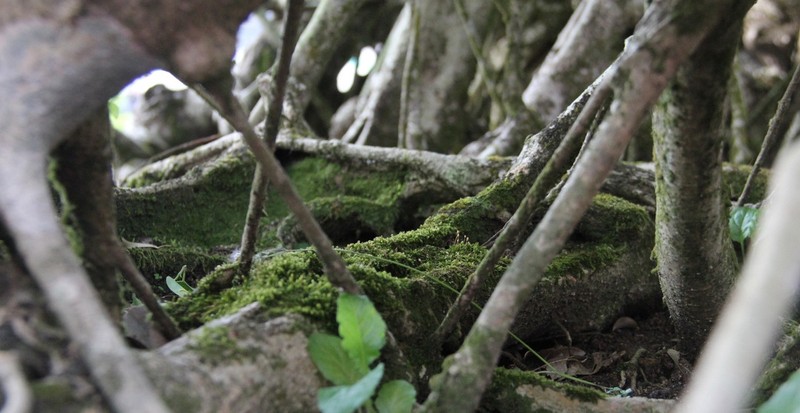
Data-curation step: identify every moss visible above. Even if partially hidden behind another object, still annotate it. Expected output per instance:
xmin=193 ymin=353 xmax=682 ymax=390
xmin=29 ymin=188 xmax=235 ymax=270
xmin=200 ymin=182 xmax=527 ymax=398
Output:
xmin=116 ymin=157 xmax=253 ymax=248
xmin=575 ymin=193 xmax=652 ymax=242
xmin=422 ymin=196 xmax=504 ymax=244
xmin=278 ymin=195 xmax=400 ymax=247
xmin=545 ymin=243 xmax=625 ymax=279
xmin=187 ymin=325 xmax=245 ymax=365
xmin=168 ymin=250 xmax=336 ymax=329
xmin=127 ymin=244 xmax=227 ymax=297
xmin=119 ymin=155 xmax=411 ymax=252
xmin=722 ymin=163 xmax=770 ymax=203
xmin=483 ymin=367 xmax=605 ymax=412
xmin=168 ymin=237 xmax=497 ymax=374
xmin=31 ymin=381 xmax=89 ymax=413
xmin=264 ymin=157 xmax=407 ymax=222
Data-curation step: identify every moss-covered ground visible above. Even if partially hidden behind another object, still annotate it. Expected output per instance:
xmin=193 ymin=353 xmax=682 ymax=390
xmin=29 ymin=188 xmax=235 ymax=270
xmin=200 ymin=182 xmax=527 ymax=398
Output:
xmin=114 ymin=150 xmax=768 ymax=398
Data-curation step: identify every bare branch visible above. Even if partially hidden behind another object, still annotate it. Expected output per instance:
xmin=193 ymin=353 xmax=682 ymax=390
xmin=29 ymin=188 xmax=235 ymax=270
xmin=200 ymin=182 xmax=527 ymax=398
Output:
xmin=238 ymin=0 xmax=306 ymax=277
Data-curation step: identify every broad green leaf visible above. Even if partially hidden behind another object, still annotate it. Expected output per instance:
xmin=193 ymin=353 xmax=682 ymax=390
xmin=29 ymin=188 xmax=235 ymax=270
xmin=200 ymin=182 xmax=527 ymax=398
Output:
xmin=730 ymin=206 xmax=760 ymax=244
xmin=337 ymin=294 xmax=386 ymax=369
xmin=375 ymin=380 xmax=416 ymax=413
xmin=730 ymin=207 xmax=747 ymax=244
xmin=318 ymin=363 xmax=384 ymax=413
xmin=308 ymin=333 xmax=368 ymax=385
xmin=166 ymin=276 xmax=190 ymax=297
xmin=757 ymin=369 xmax=800 ymax=413
xmin=741 ymin=207 xmax=760 ymax=239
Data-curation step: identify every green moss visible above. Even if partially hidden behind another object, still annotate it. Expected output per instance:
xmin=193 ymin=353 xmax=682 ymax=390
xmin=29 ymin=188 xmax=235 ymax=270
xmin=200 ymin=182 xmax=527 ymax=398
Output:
xmin=546 ymin=243 xmax=624 ymax=279
xmin=278 ymin=195 xmax=399 ymax=246
xmin=118 ymin=155 xmax=410 ymax=251
xmin=484 ymin=367 xmax=605 ymax=412
xmin=116 ymin=157 xmax=253 ymax=248
xmin=168 ymin=250 xmax=335 ymax=329
xmin=127 ymin=245 xmax=227 ymax=297
xmin=187 ymin=325 xmax=243 ymax=365
xmin=722 ymin=163 xmax=770 ymax=203
xmin=575 ymin=193 xmax=652 ymax=242
xmin=264 ymin=157 xmax=406 ymax=221
xmin=31 ymin=381 xmax=88 ymax=413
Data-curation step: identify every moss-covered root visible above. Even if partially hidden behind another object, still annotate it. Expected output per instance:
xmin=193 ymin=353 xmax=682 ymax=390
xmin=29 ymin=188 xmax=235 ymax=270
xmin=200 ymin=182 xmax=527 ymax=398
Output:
xmin=751 ymin=322 xmax=800 ymax=406
xmin=483 ymin=368 xmax=674 ymax=413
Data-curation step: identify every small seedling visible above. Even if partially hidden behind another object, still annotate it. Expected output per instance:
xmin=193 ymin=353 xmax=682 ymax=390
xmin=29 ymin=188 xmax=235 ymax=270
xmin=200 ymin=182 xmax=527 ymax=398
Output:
xmin=165 ymin=265 xmax=195 ymax=297
xmin=729 ymin=206 xmax=760 ymax=257
xmin=308 ymin=293 xmax=416 ymax=413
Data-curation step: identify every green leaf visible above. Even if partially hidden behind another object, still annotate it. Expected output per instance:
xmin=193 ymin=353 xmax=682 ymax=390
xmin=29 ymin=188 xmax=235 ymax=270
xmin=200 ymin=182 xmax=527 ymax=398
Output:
xmin=318 ymin=363 xmax=384 ymax=413
xmin=337 ymin=294 xmax=386 ymax=369
xmin=375 ymin=380 xmax=416 ymax=413
xmin=741 ymin=207 xmax=760 ymax=239
xmin=166 ymin=276 xmax=190 ymax=297
xmin=730 ymin=206 xmax=760 ymax=244
xmin=757 ymin=369 xmax=800 ymax=413
xmin=308 ymin=333 xmax=368 ymax=385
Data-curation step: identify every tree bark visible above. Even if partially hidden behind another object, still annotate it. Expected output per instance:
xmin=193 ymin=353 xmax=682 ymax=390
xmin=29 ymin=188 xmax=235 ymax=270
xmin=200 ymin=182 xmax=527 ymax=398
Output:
xmin=652 ymin=3 xmax=750 ymax=355
xmin=399 ymin=0 xmax=492 ymax=152
xmin=522 ymin=0 xmax=643 ymax=124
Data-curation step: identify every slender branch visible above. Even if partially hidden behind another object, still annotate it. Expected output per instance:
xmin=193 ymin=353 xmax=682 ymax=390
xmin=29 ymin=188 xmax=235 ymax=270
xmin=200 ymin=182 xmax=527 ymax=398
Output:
xmin=434 ymin=67 xmax=614 ymax=343
xmin=398 ymin=0 xmax=419 ymax=148
xmin=238 ymin=0 xmax=306 ymax=277
xmin=737 ymin=61 xmax=800 ymax=207
xmin=115 ymin=248 xmax=182 ymax=340
xmin=453 ymin=0 xmax=504 ymax=119
xmin=729 ymin=56 xmax=753 ymax=164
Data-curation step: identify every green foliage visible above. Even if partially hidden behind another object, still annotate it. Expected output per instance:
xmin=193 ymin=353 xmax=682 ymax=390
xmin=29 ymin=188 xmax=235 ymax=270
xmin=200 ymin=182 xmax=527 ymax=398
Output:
xmin=337 ymin=294 xmax=386 ymax=369
xmin=757 ymin=369 xmax=800 ymax=413
xmin=729 ymin=206 xmax=760 ymax=256
xmin=374 ymin=380 xmax=417 ymax=413
xmin=309 ymin=333 xmax=367 ymax=384
xmin=309 ymin=293 xmax=416 ymax=413
xmin=165 ymin=265 xmax=195 ymax=297
xmin=318 ymin=364 xmax=384 ymax=413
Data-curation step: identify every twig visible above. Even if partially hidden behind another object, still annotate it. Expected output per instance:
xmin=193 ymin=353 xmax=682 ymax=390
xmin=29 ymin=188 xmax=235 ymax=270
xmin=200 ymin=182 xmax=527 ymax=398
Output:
xmin=737 ymin=61 xmax=800 ymax=207
xmin=398 ymin=0 xmax=419 ymax=148
xmin=114 ymin=248 xmax=182 ymax=339
xmin=453 ymin=0 xmax=504 ymax=119
xmin=237 ymin=0 xmax=306 ymax=277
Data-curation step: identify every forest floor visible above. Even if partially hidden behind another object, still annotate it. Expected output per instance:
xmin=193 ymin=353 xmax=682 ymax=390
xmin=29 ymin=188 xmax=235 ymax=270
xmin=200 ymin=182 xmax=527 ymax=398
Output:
xmin=500 ymin=310 xmax=691 ymax=400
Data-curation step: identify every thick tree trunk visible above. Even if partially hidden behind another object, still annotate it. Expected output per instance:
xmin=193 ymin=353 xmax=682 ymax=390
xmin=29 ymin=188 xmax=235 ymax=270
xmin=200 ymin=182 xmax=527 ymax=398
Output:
xmin=652 ymin=3 xmax=750 ymax=355
xmin=399 ymin=0 xmax=492 ymax=152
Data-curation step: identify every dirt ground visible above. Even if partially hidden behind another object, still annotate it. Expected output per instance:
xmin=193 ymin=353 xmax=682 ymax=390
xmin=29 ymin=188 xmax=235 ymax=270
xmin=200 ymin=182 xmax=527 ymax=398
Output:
xmin=501 ymin=311 xmax=692 ymax=399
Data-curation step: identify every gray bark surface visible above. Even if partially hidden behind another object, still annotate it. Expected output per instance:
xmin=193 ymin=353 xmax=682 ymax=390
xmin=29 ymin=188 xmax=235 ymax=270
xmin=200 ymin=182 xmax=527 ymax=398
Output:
xmin=652 ymin=4 xmax=748 ymax=355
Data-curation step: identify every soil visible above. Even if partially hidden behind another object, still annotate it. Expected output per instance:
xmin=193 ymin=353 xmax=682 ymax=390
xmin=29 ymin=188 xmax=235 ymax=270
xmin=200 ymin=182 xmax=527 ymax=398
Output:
xmin=500 ymin=311 xmax=693 ymax=399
